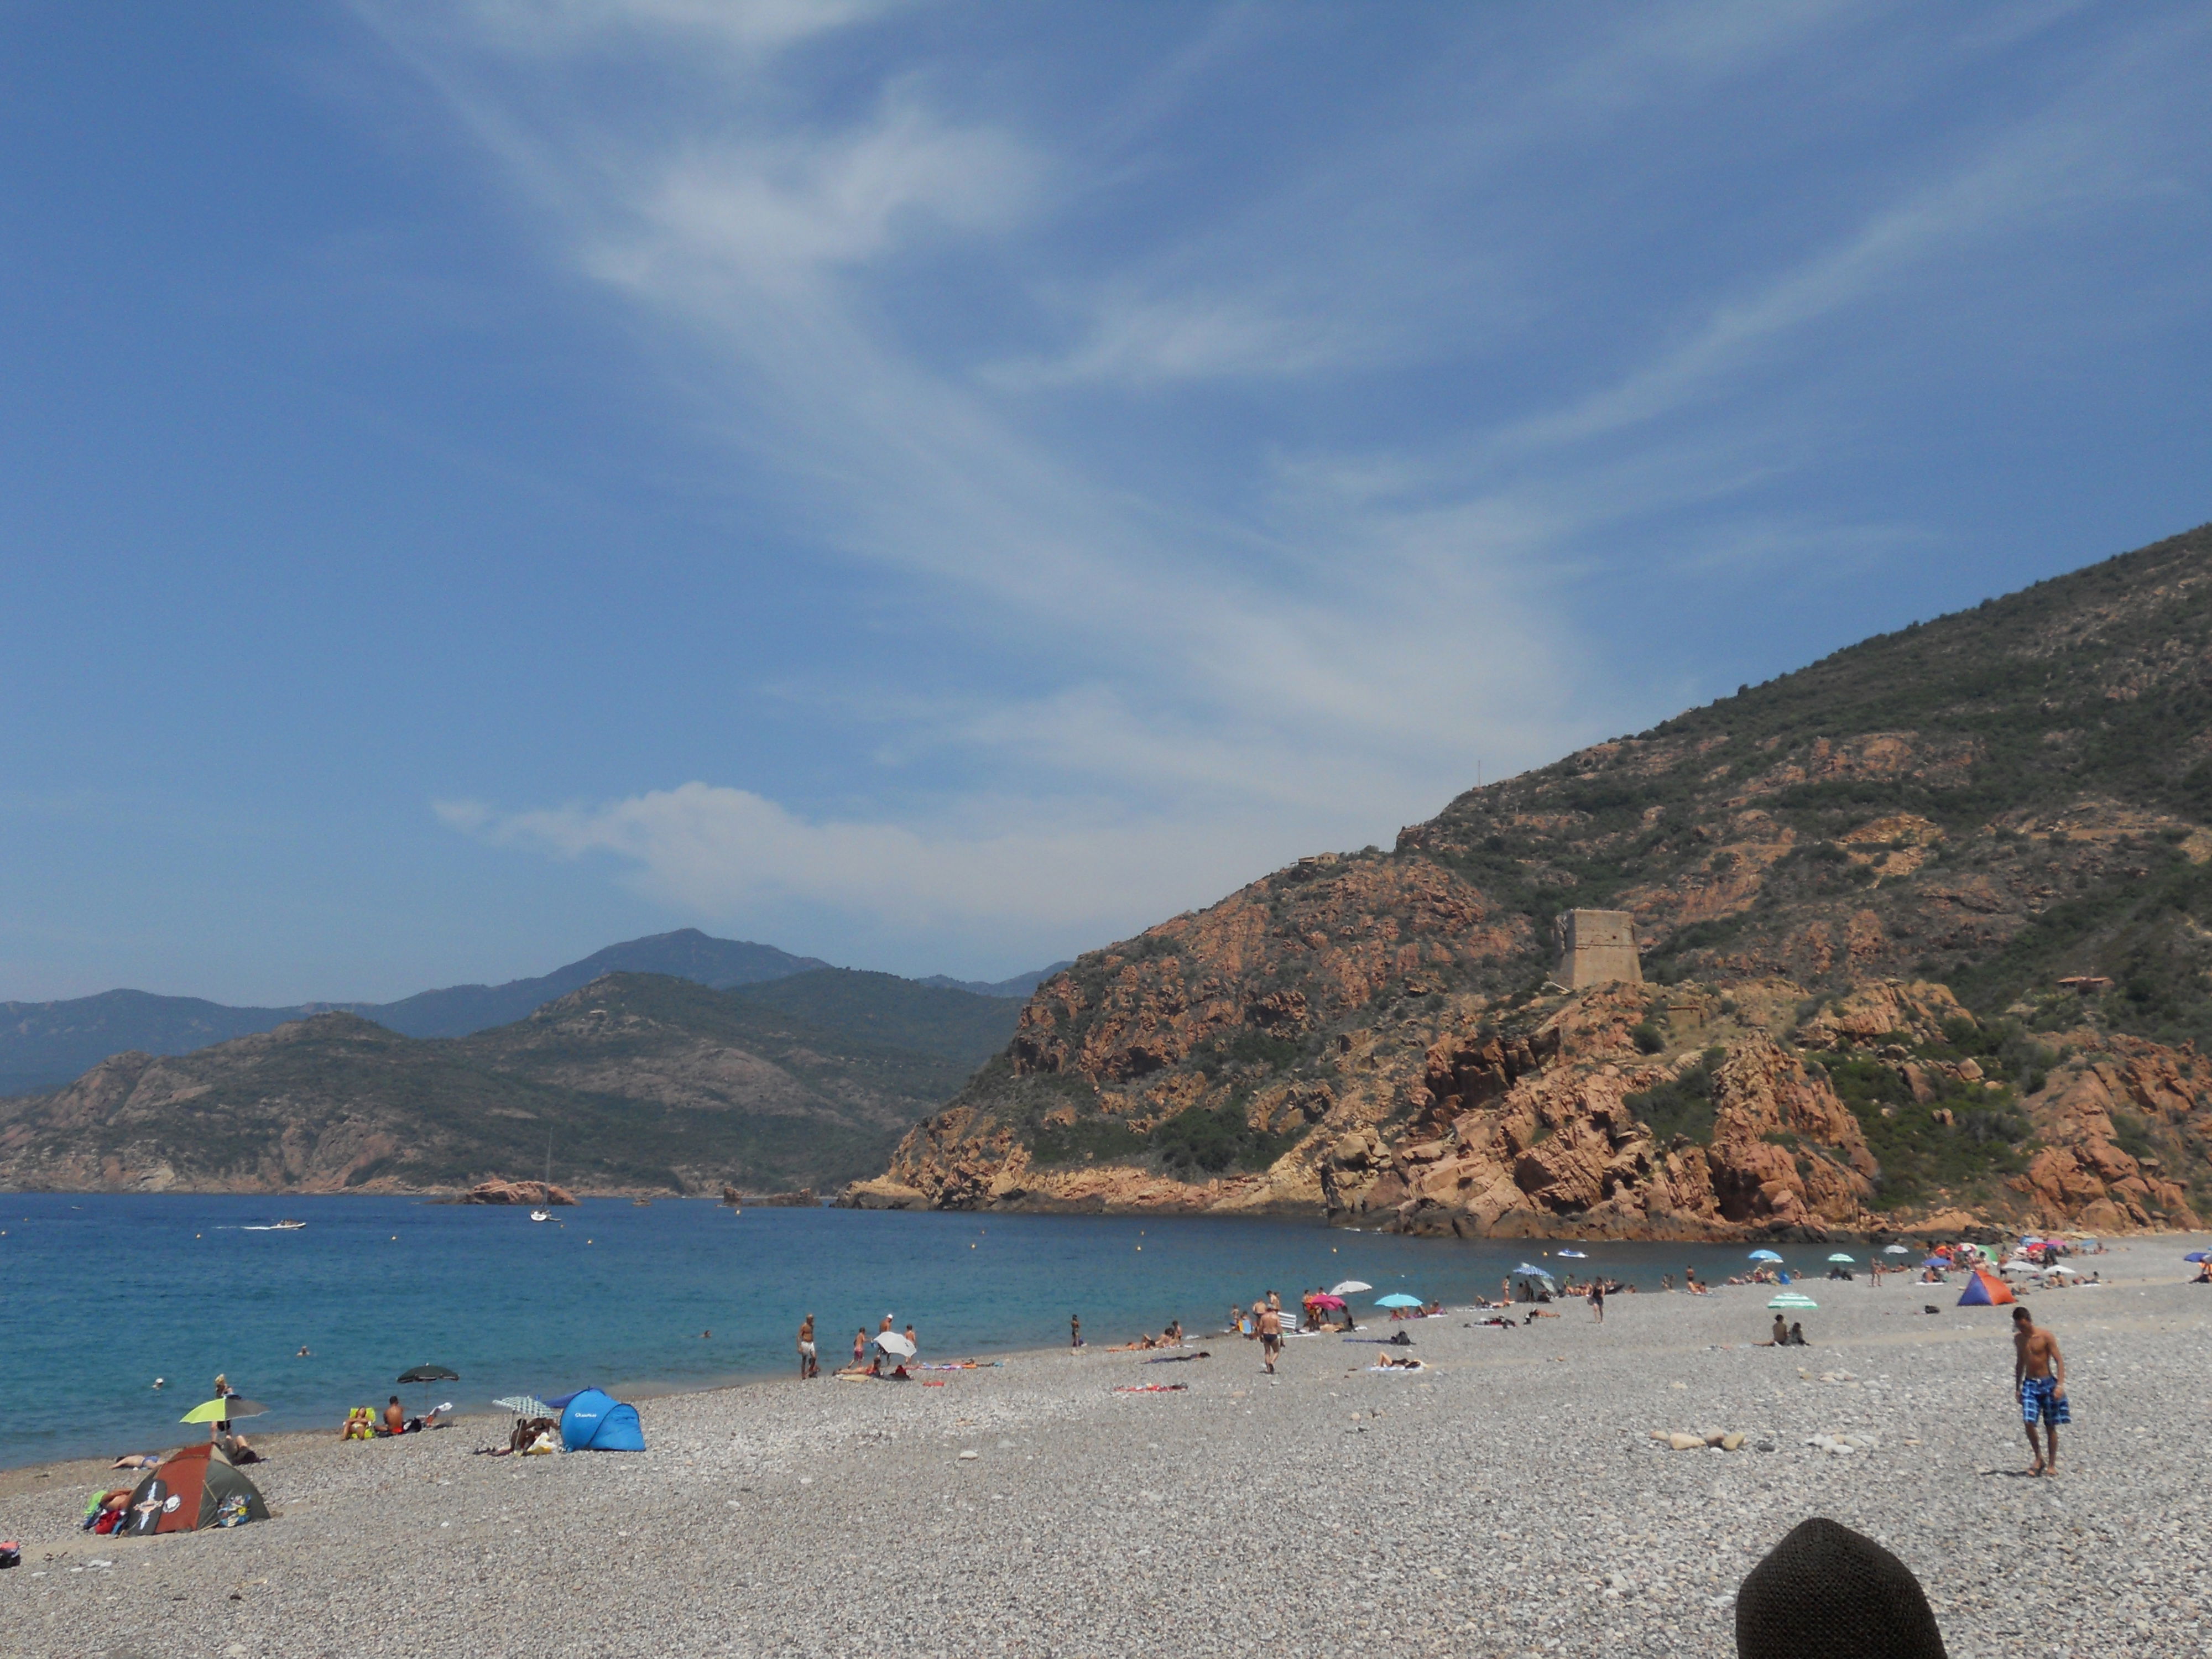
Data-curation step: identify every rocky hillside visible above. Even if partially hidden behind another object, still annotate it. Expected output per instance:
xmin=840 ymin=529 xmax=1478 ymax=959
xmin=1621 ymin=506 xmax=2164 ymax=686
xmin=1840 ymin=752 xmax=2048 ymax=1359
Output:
xmin=0 ymin=973 xmax=1010 ymax=1196
xmin=849 ymin=520 xmax=2212 ymax=1238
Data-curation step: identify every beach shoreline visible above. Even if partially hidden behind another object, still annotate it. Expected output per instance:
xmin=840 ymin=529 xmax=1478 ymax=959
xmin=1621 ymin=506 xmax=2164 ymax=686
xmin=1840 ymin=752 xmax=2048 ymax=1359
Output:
xmin=6 ymin=1234 xmax=2207 ymax=1656
xmin=3 ymin=1217 xmax=2192 ymax=1480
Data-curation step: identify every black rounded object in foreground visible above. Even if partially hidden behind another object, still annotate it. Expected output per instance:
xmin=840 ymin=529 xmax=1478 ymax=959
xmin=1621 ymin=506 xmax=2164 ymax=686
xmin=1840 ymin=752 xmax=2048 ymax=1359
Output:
xmin=1736 ymin=1517 xmax=1947 ymax=1658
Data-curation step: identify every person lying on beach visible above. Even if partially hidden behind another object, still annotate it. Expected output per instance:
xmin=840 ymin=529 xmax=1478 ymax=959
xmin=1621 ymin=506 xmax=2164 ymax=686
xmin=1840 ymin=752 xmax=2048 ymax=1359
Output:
xmin=1471 ymin=1317 xmax=1517 ymax=1329
xmin=108 ymin=1453 xmax=159 ymax=1470
xmin=1368 ymin=1355 xmax=1425 ymax=1370
xmin=1165 ymin=1319 xmax=1183 ymax=1345
xmin=83 ymin=1489 xmax=134 ymax=1533
xmin=1522 ymin=1309 xmax=1559 ymax=1323
xmin=1144 ymin=1350 xmax=1211 ymax=1364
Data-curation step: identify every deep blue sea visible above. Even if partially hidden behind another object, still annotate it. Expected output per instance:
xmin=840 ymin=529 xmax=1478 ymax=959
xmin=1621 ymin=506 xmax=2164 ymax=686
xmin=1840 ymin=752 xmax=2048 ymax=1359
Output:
xmin=0 ymin=1194 xmax=1834 ymax=1468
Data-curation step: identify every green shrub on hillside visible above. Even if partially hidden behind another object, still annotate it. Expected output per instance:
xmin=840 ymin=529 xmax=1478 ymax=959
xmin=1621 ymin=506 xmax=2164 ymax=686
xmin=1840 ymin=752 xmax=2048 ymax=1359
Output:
xmin=1150 ymin=1104 xmax=1301 ymax=1175
xmin=1625 ymin=1047 xmax=1725 ymax=1145
xmin=1822 ymin=1052 xmax=2031 ymax=1209
xmin=1026 ymin=1114 xmax=1146 ymax=1166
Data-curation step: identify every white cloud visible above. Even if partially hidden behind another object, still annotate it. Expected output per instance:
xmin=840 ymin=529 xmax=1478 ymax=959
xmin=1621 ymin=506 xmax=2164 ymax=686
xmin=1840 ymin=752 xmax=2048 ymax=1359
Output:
xmin=983 ymin=291 xmax=1378 ymax=390
xmin=448 ymin=0 xmax=895 ymax=56
xmin=601 ymin=101 xmax=1040 ymax=291
xmin=439 ymin=782 xmax=1281 ymax=951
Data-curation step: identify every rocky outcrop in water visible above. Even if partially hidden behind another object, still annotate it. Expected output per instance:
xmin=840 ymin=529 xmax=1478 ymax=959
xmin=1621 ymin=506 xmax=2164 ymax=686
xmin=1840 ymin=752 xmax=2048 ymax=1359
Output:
xmin=448 ymin=1179 xmax=576 ymax=1206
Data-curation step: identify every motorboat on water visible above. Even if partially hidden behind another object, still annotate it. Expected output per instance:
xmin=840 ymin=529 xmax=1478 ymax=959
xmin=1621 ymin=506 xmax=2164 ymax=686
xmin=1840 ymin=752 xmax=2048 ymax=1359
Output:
xmin=529 ymin=1209 xmax=551 ymax=1223
xmin=272 ymin=1219 xmax=306 ymax=1230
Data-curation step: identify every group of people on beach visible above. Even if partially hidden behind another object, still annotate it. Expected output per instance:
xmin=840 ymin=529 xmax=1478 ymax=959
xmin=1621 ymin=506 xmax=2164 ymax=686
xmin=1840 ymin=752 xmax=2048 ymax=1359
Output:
xmin=793 ymin=1312 xmax=922 ymax=1380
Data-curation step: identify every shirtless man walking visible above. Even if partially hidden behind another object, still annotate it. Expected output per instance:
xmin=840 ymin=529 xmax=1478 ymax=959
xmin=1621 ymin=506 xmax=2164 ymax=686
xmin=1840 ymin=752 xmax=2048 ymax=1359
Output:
xmin=797 ymin=1313 xmax=817 ymax=1379
xmin=1256 ymin=1302 xmax=1282 ymax=1375
xmin=2012 ymin=1303 xmax=2069 ymax=1475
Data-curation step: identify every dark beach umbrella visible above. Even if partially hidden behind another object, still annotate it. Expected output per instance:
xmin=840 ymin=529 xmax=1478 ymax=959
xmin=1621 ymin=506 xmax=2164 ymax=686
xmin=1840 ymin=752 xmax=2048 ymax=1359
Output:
xmin=398 ymin=1364 xmax=459 ymax=1417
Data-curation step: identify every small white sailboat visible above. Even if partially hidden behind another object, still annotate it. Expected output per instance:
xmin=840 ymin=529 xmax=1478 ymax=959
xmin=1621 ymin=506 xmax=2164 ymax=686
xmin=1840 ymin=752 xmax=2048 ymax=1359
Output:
xmin=529 ymin=1209 xmax=551 ymax=1223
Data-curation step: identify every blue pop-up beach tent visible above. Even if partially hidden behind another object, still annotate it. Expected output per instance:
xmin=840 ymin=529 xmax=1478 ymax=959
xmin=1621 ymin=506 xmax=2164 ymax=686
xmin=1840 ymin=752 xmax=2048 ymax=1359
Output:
xmin=549 ymin=1386 xmax=646 ymax=1452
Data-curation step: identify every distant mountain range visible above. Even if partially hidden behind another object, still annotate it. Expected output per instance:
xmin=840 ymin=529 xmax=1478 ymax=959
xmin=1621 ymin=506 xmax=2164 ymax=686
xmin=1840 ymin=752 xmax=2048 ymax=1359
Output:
xmin=0 ymin=971 xmax=1022 ymax=1196
xmin=0 ymin=930 xmax=1067 ymax=1096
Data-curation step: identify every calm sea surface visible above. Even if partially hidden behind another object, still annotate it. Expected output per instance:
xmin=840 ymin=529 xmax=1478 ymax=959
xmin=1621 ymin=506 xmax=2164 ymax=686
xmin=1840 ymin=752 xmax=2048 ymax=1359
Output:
xmin=0 ymin=1194 xmax=1839 ymax=1467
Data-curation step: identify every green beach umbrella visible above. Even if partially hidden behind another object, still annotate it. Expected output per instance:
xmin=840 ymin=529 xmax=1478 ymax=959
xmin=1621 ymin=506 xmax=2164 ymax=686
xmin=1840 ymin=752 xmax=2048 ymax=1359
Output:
xmin=1768 ymin=1292 xmax=1819 ymax=1310
xmin=1826 ymin=1253 xmax=1856 ymax=1263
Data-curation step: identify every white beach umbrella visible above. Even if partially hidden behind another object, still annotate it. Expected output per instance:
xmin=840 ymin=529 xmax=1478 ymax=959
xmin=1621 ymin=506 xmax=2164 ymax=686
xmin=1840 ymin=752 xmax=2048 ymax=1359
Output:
xmin=874 ymin=1332 xmax=917 ymax=1358
xmin=1883 ymin=1245 xmax=1911 ymax=1254
xmin=1329 ymin=1280 xmax=1373 ymax=1296
xmin=2047 ymin=1264 xmax=2079 ymax=1276
xmin=1826 ymin=1253 xmax=1856 ymax=1263
xmin=1999 ymin=1259 xmax=2038 ymax=1274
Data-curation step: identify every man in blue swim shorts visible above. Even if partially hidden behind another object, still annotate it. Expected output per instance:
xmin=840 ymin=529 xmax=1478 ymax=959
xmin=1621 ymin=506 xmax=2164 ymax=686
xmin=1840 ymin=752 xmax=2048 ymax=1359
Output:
xmin=2012 ymin=1303 xmax=2069 ymax=1476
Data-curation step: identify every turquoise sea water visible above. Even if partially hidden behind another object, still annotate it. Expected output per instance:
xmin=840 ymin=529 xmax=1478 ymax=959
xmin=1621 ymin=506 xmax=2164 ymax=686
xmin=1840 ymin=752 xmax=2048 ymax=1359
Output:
xmin=0 ymin=1194 xmax=1826 ymax=1467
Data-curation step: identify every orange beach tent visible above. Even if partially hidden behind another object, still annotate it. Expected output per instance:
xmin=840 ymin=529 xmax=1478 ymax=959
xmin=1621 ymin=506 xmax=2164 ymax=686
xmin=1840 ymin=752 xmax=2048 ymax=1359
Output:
xmin=122 ymin=1444 xmax=269 ymax=1535
xmin=1956 ymin=1269 xmax=2015 ymax=1307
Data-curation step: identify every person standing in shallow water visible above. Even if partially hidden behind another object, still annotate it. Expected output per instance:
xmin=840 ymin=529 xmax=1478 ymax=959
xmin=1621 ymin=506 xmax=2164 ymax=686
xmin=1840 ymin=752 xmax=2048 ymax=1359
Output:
xmin=2013 ymin=1303 xmax=2069 ymax=1475
xmin=797 ymin=1314 xmax=817 ymax=1379
xmin=1070 ymin=1314 xmax=1083 ymax=1349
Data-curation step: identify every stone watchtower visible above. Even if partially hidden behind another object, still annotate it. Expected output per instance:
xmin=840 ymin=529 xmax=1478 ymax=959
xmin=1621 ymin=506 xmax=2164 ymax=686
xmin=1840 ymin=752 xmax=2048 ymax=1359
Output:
xmin=1554 ymin=909 xmax=1642 ymax=989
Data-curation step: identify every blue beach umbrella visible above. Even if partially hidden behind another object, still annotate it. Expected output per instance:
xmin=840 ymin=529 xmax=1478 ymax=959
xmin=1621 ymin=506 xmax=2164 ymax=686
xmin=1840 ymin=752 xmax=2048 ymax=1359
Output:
xmin=2185 ymin=1252 xmax=2210 ymax=1263
xmin=1748 ymin=1249 xmax=1783 ymax=1262
xmin=1375 ymin=1293 xmax=1424 ymax=1309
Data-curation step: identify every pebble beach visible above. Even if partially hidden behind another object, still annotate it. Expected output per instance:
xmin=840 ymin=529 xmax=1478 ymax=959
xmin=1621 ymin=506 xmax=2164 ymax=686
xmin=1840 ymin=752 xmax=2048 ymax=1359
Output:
xmin=4 ymin=1237 xmax=2208 ymax=1659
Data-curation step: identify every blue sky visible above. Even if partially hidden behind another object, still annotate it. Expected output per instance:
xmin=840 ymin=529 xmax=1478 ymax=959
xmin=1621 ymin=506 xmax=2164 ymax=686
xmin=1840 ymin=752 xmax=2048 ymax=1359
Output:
xmin=3 ymin=1 xmax=2209 ymax=1003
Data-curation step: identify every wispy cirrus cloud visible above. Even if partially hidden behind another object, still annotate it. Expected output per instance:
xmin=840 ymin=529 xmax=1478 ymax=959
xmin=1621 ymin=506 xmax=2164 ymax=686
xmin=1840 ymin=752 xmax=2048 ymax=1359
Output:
xmin=376 ymin=0 xmax=2212 ymax=966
